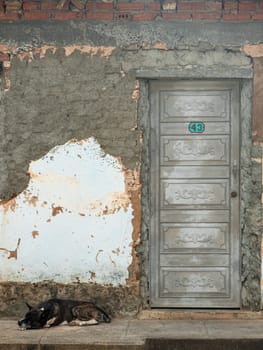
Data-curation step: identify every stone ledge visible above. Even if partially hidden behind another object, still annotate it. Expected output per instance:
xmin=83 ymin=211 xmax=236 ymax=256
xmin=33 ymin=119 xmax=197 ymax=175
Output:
xmin=138 ymin=310 xmax=263 ymax=320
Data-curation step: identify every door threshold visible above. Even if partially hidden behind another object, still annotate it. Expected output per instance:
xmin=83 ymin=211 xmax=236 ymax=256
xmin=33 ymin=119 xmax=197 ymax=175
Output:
xmin=137 ymin=309 xmax=263 ymax=320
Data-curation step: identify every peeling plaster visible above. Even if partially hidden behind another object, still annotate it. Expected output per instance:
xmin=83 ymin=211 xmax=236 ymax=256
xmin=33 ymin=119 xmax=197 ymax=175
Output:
xmin=0 ymin=44 xmax=116 ymax=91
xmin=0 ymin=138 xmax=134 ymax=285
xmin=243 ymin=44 xmax=263 ymax=58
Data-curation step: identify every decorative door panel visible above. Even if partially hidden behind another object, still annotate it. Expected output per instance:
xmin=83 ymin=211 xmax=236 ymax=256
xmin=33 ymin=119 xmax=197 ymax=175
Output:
xmin=150 ymin=81 xmax=240 ymax=308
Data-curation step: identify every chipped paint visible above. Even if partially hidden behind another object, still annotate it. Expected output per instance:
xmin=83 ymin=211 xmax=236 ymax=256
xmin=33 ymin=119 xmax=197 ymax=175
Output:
xmin=64 ymin=45 xmax=115 ymax=58
xmin=0 ymin=238 xmax=21 ymax=260
xmin=0 ymin=44 xmax=115 ymax=91
xmin=0 ymin=138 xmax=133 ymax=285
xmin=32 ymin=230 xmax=39 ymax=239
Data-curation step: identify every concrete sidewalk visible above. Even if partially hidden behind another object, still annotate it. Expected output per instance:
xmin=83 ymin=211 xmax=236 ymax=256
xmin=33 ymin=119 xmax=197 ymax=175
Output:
xmin=1 ymin=318 xmax=263 ymax=349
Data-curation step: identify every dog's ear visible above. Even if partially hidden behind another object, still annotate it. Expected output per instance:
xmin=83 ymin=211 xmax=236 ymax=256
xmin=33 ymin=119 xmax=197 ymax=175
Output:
xmin=26 ymin=302 xmax=33 ymax=310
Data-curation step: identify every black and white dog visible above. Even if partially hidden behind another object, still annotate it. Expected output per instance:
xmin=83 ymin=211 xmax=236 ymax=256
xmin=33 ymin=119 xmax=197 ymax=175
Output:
xmin=18 ymin=298 xmax=111 ymax=330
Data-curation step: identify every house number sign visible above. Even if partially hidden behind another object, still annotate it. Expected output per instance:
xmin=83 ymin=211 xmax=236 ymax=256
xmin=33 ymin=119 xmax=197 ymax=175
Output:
xmin=189 ymin=121 xmax=205 ymax=134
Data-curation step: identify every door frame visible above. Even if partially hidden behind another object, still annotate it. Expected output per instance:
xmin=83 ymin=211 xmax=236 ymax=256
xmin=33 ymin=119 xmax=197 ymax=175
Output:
xmin=137 ymin=77 xmax=261 ymax=310
xmin=149 ymin=80 xmax=240 ymax=308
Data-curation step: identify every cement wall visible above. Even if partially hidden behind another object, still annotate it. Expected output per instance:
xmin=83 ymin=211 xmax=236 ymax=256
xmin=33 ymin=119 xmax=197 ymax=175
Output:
xmin=0 ymin=21 xmax=262 ymax=315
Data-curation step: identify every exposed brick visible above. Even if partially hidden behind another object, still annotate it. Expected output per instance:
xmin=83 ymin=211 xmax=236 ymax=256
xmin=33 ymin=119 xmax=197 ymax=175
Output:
xmin=94 ymin=12 xmax=113 ymax=20
xmin=162 ymin=12 xmax=191 ymax=20
xmin=253 ymin=58 xmax=263 ymax=142
xmin=133 ymin=12 xmax=156 ymax=20
xmin=114 ymin=12 xmax=132 ymax=20
xmin=95 ymin=2 xmax=113 ymax=11
xmin=5 ymin=0 xmax=22 ymax=12
xmin=238 ymin=2 xmax=256 ymax=11
xmin=224 ymin=1 xmax=238 ymax=11
xmin=86 ymin=12 xmax=95 ymax=19
xmin=253 ymin=13 xmax=263 ymax=20
xmin=71 ymin=0 xmax=84 ymax=10
xmin=192 ymin=12 xmax=221 ymax=20
xmin=23 ymin=11 xmax=52 ymax=20
xmin=0 ymin=12 xmax=20 ymax=19
xmin=147 ymin=2 xmax=161 ymax=11
xmin=55 ymin=11 xmax=83 ymax=19
xmin=206 ymin=1 xmax=222 ymax=11
xmin=258 ymin=2 xmax=263 ymax=10
xmin=23 ymin=2 xmax=40 ymax=11
xmin=223 ymin=13 xmax=251 ymax=20
xmin=178 ymin=1 xmax=206 ymax=11
xmin=0 ymin=54 xmax=10 ymax=61
xmin=41 ymin=1 xmax=58 ymax=10
xmin=116 ymin=2 xmax=144 ymax=11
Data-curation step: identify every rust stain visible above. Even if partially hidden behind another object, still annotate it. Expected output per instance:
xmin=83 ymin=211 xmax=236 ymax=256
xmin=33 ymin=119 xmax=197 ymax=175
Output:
xmin=32 ymin=230 xmax=39 ymax=239
xmin=0 ymin=238 xmax=21 ymax=260
xmin=82 ymin=193 xmax=130 ymax=217
xmin=52 ymin=205 xmax=64 ymax=216
xmin=0 ymin=194 xmax=17 ymax=214
xmin=23 ymin=191 xmax=39 ymax=207
xmin=122 ymin=164 xmax=142 ymax=293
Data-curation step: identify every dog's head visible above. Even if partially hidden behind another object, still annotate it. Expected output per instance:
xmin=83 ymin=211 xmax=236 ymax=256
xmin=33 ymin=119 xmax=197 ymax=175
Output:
xmin=18 ymin=302 xmax=54 ymax=330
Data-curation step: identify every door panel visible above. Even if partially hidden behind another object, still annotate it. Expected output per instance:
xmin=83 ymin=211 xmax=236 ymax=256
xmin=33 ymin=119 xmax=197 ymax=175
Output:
xmin=150 ymin=80 xmax=240 ymax=308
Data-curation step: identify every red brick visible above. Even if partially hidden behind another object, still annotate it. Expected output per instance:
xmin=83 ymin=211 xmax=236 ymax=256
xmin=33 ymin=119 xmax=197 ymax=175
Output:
xmin=23 ymin=2 xmax=40 ymax=10
xmin=114 ymin=12 xmax=132 ymax=20
xmin=224 ymin=1 xmax=238 ymax=11
xmin=207 ymin=1 xmax=222 ymax=11
xmin=162 ymin=12 xmax=191 ymax=20
xmin=95 ymin=2 xmax=113 ymax=11
xmin=94 ymin=12 xmax=113 ymax=19
xmin=239 ymin=2 xmax=256 ymax=11
xmin=86 ymin=12 xmax=95 ymax=19
xmin=178 ymin=1 xmax=206 ymax=11
xmin=258 ymin=2 xmax=263 ymax=10
xmin=41 ymin=1 xmax=58 ymax=10
xmin=133 ymin=12 xmax=156 ymax=20
xmin=253 ymin=13 xmax=263 ymax=20
xmin=0 ymin=54 xmax=10 ymax=61
xmin=0 ymin=12 xmax=20 ymax=19
xmin=55 ymin=11 xmax=83 ymax=19
xmin=5 ymin=1 xmax=22 ymax=12
xmin=23 ymin=11 xmax=52 ymax=20
xmin=116 ymin=2 xmax=144 ymax=11
xmin=192 ymin=12 xmax=221 ymax=20
xmin=147 ymin=2 xmax=160 ymax=11
xmin=87 ymin=12 xmax=115 ymax=21
xmin=223 ymin=13 xmax=251 ymax=20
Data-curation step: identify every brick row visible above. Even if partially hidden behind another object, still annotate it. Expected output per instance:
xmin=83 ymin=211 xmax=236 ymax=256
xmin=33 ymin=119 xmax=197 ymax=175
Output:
xmin=0 ymin=0 xmax=262 ymax=21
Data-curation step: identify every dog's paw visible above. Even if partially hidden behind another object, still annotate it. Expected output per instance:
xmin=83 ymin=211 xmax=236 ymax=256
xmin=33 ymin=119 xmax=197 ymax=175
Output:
xmin=69 ymin=319 xmax=99 ymax=326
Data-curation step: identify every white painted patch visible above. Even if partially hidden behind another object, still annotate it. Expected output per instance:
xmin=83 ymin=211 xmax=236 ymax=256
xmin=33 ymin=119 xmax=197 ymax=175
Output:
xmin=0 ymin=138 xmax=133 ymax=285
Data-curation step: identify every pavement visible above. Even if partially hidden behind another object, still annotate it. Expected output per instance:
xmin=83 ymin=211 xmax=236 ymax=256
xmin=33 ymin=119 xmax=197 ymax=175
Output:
xmin=1 ymin=318 xmax=263 ymax=349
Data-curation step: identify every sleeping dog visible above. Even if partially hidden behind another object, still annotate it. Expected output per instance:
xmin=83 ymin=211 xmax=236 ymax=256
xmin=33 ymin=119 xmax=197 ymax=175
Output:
xmin=18 ymin=298 xmax=111 ymax=330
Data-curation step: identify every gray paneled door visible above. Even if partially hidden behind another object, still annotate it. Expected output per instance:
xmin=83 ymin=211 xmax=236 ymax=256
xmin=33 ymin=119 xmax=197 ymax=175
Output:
xmin=150 ymin=80 xmax=240 ymax=308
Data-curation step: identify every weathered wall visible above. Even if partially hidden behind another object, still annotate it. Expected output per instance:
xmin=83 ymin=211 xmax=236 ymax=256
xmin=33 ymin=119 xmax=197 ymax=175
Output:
xmin=0 ymin=21 xmax=262 ymax=315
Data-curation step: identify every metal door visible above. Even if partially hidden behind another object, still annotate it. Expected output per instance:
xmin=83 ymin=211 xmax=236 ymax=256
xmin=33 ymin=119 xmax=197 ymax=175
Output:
xmin=150 ymin=81 xmax=240 ymax=308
